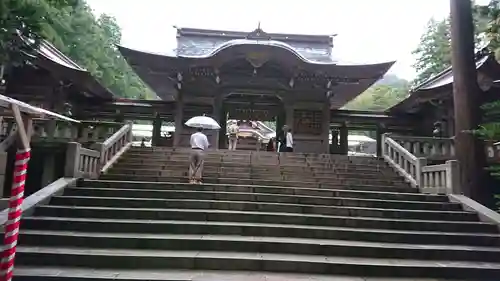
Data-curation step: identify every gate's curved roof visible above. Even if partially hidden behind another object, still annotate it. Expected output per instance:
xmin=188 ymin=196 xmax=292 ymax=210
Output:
xmin=118 ymin=27 xmax=394 ymax=108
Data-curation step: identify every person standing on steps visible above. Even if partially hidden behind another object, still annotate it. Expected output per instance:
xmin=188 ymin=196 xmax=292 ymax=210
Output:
xmin=227 ymin=121 xmax=240 ymax=150
xmin=189 ymin=127 xmax=209 ymax=184
xmin=285 ymin=127 xmax=294 ymax=152
xmin=276 ymin=125 xmax=288 ymax=152
xmin=267 ymin=137 xmax=276 ymax=152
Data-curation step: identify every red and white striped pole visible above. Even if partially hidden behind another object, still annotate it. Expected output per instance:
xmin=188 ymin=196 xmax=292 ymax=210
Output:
xmin=0 ymin=148 xmax=31 ymax=281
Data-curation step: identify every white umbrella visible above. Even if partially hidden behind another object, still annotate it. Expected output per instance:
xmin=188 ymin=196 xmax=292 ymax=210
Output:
xmin=185 ymin=115 xmax=221 ymax=130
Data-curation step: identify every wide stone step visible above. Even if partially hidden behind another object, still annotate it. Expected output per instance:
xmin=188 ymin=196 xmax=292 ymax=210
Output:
xmin=76 ymin=181 xmax=441 ymax=202
xmin=13 ymin=267 xmax=190 ymax=281
xmin=118 ymin=157 xmax=386 ymax=168
xmin=106 ymin=169 xmax=409 ymax=184
xmin=19 ymin=231 xmax=500 ymax=263
xmin=65 ymin=188 xmax=455 ymax=211
xmin=51 ymin=196 xmax=477 ymax=221
xmin=85 ymin=179 xmax=416 ymax=193
xmin=33 ymin=206 xmax=497 ymax=233
xmin=99 ymin=174 xmax=411 ymax=189
xmin=23 ymin=217 xmax=500 ymax=247
xmin=110 ymin=165 xmax=403 ymax=180
xmin=113 ymin=162 xmax=397 ymax=175
xmin=126 ymin=149 xmax=382 ymax=162
xmin=13 ymin=267 xmax=459 ymax=281
xmin=15 ymin=247 xmax=500 ymax=279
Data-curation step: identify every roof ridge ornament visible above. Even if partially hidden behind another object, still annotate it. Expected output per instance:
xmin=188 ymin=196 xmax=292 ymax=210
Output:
xmin=246 ymin=22 xmax=271 ymax=41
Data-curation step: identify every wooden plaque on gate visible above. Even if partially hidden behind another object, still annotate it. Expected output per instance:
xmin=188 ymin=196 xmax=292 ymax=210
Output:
xmin=294 ymin=109 xmax=322 ymax=135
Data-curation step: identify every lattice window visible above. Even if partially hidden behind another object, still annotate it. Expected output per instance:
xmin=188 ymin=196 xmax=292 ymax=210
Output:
xmin=294 ymin=109 xmax=322 ymax=135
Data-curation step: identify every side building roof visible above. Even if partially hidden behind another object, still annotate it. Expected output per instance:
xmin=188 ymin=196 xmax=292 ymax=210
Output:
xmin=387 ymin=52 xmax=500 ymax=114
xmin=25 ymin=38 xmax=115 ymax=100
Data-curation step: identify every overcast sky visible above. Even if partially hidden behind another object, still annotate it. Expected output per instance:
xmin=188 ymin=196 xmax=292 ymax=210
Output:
xmin=86 ymin=0 xmax=489 ymax=81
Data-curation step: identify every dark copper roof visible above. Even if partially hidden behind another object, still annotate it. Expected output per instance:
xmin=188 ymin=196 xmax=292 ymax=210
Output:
xmin=176 ymin=27 xmax=335 ymax=45
xmin=176 ymin=26 xmax=336 ymax=63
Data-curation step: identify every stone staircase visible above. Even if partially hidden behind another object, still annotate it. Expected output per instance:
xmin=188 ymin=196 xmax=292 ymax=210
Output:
xmin=13 ymin=147 xmax=500 ymax=280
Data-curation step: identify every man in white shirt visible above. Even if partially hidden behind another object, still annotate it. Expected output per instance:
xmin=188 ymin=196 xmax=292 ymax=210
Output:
xmin=227 ymin=121 xmax=240 ymax=150
xmin=189 ymin=127 xmax=210 ymax=184
xmin=285 ymin=127 xmax=294 ymax=152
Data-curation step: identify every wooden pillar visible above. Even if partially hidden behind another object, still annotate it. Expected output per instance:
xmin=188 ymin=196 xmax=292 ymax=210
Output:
xmin=151 ymin=113 xmax=162 ymax=147
xmin=322 ymin=104 xmax=330 ymax=153
xmin=276 ymin=106 xmax=285 ymax=134
xmin=376 ymin=124 xmax=385 ymax=158
xmin=450 ymin=0 xmax=489 ymax=204
xmin=0 ymin=152 xmax=7 ymax=197
xmin=212 ymin=95 xmax=222 ymax=149
xmin=218 ymin=104 xmax=227 ymax=149
xmin=173 ymin=92 xmax=184 ymax=148
xmin=285 ymin=102 xmax=294 ymax=130
xmin=339 ymin=123 xmax=348 ymax=155
xmin=41 ymin=153 xmax=55 ymax=187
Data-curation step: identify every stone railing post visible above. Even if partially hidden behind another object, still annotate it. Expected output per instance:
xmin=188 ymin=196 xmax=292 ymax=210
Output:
xmin=446 ymin=160 xmax=460 ymax=194
xmin=415 ymin=157 xmax=427 ymax=187
xmin=64 ymin=142 xmax=81 ymax=178
xmin=0 ymin=152 xmax=7 ymax=198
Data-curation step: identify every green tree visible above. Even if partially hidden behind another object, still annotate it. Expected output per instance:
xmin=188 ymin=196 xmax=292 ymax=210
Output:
xmin=412 ymin=18 xmax=452 ymax=86
xmin=0 ymin=0 xmax=75 ymax=68
xmin=1 ymin=0 xmax=155 ymax=99
xmin=479 ymin=0 xmax=500 ymax=57
xmin=412 ymin=5 xmax=489 ymax=86
xmin=475 ymin=0 xmax=500 ymax=211
xmin=343 ymin=76 xmax=409 ymax=111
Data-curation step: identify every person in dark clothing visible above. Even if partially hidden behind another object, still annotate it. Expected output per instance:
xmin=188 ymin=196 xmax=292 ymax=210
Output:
xmin=267 ymin=137 xmax=276 ymax=151
xmin=276 ymin=125 xmax=288 ymax=152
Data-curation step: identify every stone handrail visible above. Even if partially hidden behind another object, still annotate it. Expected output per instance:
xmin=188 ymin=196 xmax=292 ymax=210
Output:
xmin=382 ymin=135 xmax=420 ymax=187
xmin=93 ymin=122 xmax=133 ymax=173
xmin=421 ymin=161 xmax=460 ymax=194
xmin=382 ymin=133 xmax=460 ymax=194
xmin=389 ymin=135 xmax=455 ymax=160
xmin=64 ymin=122 xmax=133 ymax=178
xmin=64 ymin=142 xmax=100 ymax=179
xmin=0 ymin=117 xmax=123 ymax=143
xmin=389 ymin=135 xmax=500 ymax=163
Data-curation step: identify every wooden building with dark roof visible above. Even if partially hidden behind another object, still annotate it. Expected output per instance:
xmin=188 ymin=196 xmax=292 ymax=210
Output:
xmin=119 ymin=26 xmax=394 ymax=152
xmin=2 ymin=39 xmax=114 ymax=117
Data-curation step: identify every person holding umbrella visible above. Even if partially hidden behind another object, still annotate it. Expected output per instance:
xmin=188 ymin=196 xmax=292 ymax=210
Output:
xmin=184 ymin=114 xmax=221 ymax=184
xmin=189 ymin=126 xmax=209 ymax=184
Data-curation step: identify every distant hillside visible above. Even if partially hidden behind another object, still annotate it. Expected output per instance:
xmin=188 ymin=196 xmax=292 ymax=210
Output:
xmin=376 ymin=74 xmax=409 ymax=88
xmin=343 ymin=74 xmax=409 ymax=111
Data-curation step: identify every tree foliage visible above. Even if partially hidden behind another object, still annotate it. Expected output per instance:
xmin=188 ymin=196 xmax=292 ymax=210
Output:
xmin=0 ymin=0 xmax=155 ymax=99
xmin=411 ymin=5 xmax=490 ymax=86
xmin=0 ymin=0 xmax=74 ymax=66
xmin=343 ymin=75 xmax=409 ymax=111
xmin=412 ymin=19 xmax=452 ymax=86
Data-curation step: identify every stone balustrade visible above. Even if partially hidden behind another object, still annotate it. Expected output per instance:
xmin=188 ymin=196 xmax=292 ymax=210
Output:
xmin=388 ymin=135 xmax=455 ymax=160
xmin=382 ymin=133 xmax=460 ymax=195
xmin=64 ymin=122 xmax=133 ymax=178
xmin=421 ymin=161 xmax=460 ymax=194
xmin=389 ymin=134 xmax=500 ymax=163
xmin=65 ymin=142 xmax=100 ymax=179
xmin=0 ymin=117 xmax=123 ymax=144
